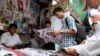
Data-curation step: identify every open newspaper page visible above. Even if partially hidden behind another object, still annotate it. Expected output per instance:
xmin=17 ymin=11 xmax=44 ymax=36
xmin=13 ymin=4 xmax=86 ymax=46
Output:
xmin=33 ymin=28 xmax=54 ymax=43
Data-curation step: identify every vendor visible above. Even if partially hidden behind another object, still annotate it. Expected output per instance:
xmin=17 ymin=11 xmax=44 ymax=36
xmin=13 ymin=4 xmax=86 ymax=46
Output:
xmin=0 ymin=23 xmax=22 ymax=49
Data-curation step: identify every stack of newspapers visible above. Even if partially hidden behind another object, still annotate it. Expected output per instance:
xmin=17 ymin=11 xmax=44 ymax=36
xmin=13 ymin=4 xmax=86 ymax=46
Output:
xmin=16 ymin=48 xmax=68 ymax=56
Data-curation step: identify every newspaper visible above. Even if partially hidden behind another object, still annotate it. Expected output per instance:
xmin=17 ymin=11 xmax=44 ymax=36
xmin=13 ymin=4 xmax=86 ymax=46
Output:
xmin=16 ymin=48 xmax=68 ymax=56
xmin=0 ymin=45 xmax=69 ymax=56
xmin=33 ymin=28 xmax=54 ymax=43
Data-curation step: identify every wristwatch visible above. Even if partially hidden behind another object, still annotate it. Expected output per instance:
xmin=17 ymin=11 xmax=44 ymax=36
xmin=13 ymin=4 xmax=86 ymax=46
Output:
xmin=61 ymin=29 xmax=64 ymax=33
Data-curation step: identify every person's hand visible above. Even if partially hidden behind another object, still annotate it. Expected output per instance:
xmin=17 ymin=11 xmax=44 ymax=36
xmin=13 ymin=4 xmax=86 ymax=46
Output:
xmin=1 ymin=43 xmax=8 ymax=47
xmin=64 ymin=47 xmax=79 ymax=56
xmin=49 ymin=30 xmax=61 ymax=35
xmin=80 ymin=40 xmax=86 ymax=44
xmin=1 ymin=43 xmax=15 ymax=48
xmin=64 ymin=48 xmax=75 ymax=55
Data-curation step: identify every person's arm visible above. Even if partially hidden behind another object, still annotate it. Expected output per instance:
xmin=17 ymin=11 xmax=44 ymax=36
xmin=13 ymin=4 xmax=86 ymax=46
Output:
xmin=64 ymin=47 xmax=79 ymax=56
xmin=57 ymin=48 xmax=79 ymax=56
xmin=50 ymin=29 xmax=61 ymax=35
xmin=1 ymin=42 xmax=22 ymax=48
xmin=0 ymin=33 xmax=8 ymax=47
xmin=1 ymin=43 xmax=8 ymax=47
xmin=11 ymin=44 xmax=25 ymax=49
xmin=61 ymin=29 xmax=77 ymax=35
xmin=64 ymin=32 xmax=100 ymax=56
xmin=50 ymin=28 xmax=77 ymax=35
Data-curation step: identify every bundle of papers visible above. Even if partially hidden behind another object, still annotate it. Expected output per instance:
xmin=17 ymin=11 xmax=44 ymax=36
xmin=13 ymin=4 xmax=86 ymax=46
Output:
xmin=16 ymin=48 xmax=68 ymax=56
xmin=17 ymin=48 xmax=52 ymax=56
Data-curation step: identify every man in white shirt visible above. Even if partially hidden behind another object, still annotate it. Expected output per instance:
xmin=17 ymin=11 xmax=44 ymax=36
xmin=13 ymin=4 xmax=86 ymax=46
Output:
xmin=59 ymin=9 xmax=100 ymax=56
xmin=0 ymin=23 xmax=22 ymax=48
xmin=64 ymin=21 xmax=100 ymax=56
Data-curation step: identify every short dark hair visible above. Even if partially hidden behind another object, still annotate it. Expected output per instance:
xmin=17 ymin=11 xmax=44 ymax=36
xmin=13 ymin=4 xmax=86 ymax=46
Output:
xmin=44 ymin=21 xmax=51 ymax=25
xmin=44 ymin=9 xmax=49 ymax=15
xmin=9 ymin=23 xmax=18 ymax=29
xmin=53 ymin=7 xmax=64 ymax=15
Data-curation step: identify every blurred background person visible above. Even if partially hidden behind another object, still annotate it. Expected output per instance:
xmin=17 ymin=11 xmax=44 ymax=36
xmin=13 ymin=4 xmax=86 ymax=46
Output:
xmin=41 ymin=9 xmax=50 ymax=28
xmin=41 ymin=21 xmax=55 ymax=50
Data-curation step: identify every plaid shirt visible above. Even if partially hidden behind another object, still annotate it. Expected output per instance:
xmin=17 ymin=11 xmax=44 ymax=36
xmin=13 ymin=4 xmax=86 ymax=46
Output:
xmin=60 ymin=15 xmax=77 ymax=48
